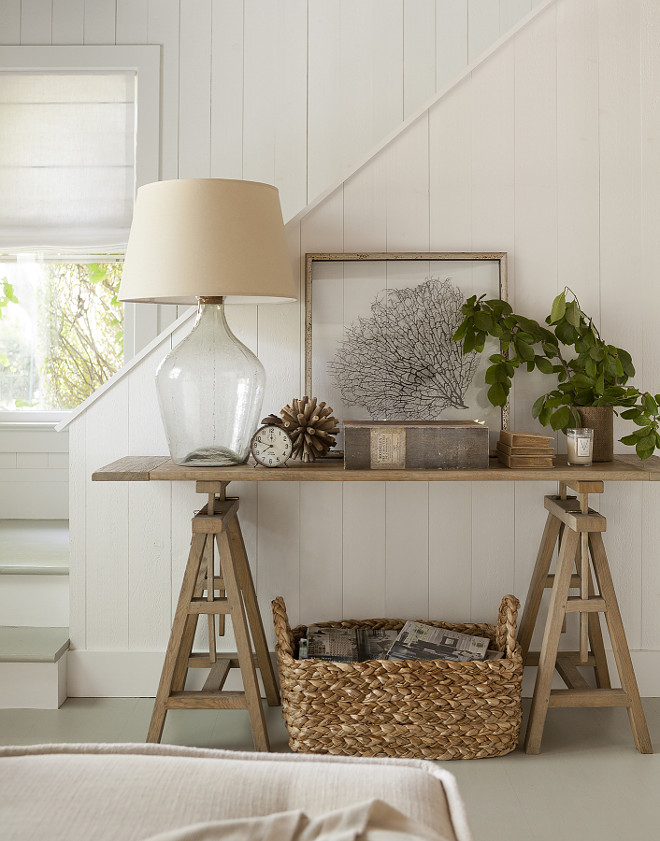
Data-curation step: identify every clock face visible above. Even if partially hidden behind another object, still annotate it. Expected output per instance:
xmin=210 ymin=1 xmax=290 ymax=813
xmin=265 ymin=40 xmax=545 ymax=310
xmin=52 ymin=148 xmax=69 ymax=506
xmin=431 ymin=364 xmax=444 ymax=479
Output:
xmin=251 ymin=425 xmax=293 ymax=467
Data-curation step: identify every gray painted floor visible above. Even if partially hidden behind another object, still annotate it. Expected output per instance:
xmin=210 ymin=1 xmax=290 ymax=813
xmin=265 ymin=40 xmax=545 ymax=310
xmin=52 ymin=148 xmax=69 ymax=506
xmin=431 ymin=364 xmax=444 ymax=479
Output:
xmin=1 ymin=697 xmax=659 ymax=841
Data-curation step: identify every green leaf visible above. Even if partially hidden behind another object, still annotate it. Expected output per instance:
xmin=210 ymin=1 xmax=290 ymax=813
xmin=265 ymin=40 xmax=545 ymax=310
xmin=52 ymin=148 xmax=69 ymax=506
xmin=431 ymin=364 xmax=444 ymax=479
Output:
xmin=565 ymin=301 xmax=581 ymax=329
xmin=550 ymin=406 xmax=571 ymax=431
xmin=487 ymin=382 xmax=507 ymax=407
xmin=550 ymin=291 xmax=567 ymax=324
xmin=462 ymin=329 xmax=476 ymax=354
xmin=516 ymin=339 xmax=535 ymax=362
xmin=539 ymin=406 xmax=552 ymax=426
xmin=555 ymin=320 xmax=576 ymax=345
xmin=535 ymin=356 xmax=554 ymax=374
xmin=620 ymin=434 xmax=640 ymax=446
xmin=644 ymin=393 xmax=658 ymax=415
xmin=636 ymin=435 xmax=657 ymax=459
xmin=473 ymin=311 xmax=493 ymax=332
xmin=618 ymin=349 xmax=635 ymax=378
xmin=452 ymin=320 xmax=468 ymax=342
xmin=532 ymin=395 xmax=546 ymax=418
xmin=484 ymin=366 xmax=500 ymax=385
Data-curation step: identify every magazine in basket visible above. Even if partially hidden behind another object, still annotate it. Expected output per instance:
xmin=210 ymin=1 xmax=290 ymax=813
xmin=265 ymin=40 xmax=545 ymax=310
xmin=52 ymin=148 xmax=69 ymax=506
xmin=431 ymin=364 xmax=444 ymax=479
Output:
xmin=386 ymin=620 xmax=493 ymax=662
xmin=299 ymin=626 xmax=398 ymax=662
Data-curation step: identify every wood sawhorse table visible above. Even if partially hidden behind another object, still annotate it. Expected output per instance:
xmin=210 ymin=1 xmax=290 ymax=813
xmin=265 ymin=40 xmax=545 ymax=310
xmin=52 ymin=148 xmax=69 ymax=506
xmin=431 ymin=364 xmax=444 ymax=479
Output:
xmin=517 ymin=478 xmax=652 ymax=754
xmin=148 ymin=480 xmax=279 ymax=750
xmin=93 ymin=454 xmax=660 ymax=754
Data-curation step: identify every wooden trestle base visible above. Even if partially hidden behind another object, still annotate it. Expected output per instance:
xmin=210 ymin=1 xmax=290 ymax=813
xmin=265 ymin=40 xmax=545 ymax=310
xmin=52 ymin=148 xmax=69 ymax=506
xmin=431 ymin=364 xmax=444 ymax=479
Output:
xmin=146 ymin=482 xmax=280 ymax=751
xmin=518 ymin=480 xmax=653 ymax=755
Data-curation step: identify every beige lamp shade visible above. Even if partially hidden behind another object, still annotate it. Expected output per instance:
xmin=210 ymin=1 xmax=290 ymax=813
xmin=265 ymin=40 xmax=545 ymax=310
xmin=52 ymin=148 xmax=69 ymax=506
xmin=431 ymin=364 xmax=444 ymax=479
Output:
xmin=119 ymin=178 xmax=297 ymax=304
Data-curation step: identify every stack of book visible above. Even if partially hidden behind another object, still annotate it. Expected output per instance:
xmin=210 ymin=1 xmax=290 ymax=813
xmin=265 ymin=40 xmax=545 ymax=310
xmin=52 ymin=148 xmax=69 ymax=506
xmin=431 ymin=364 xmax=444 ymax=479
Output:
xmin=496 ymin=430 xmax=554 ymax=468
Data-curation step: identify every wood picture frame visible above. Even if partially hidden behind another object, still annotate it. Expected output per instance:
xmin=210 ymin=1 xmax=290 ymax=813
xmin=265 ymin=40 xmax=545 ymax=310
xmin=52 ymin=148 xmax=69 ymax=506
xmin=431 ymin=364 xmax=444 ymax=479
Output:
xmin=304 ymin=252 xmax=509 ymax=449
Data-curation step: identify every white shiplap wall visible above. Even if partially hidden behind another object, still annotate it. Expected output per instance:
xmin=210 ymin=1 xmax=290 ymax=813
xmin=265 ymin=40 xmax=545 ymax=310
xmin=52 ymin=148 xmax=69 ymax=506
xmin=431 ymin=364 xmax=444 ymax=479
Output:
xmin=7 ymin=0 xmax=660 ymax=697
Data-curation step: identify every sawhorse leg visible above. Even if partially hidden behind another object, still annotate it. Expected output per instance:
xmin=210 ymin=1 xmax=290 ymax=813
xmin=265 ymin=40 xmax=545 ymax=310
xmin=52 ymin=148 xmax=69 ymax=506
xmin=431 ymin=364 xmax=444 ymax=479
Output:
xmin=147 ymin=482 xmax=280 ymax=750
xmin=521 ymin=480 xmax=652 ymax=755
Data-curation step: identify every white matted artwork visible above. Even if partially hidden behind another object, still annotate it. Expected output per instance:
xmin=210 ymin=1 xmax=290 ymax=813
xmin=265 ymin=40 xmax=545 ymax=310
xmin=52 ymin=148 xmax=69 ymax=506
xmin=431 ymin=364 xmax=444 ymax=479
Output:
xmin=304 ymin=252 xmax=508 ymax=451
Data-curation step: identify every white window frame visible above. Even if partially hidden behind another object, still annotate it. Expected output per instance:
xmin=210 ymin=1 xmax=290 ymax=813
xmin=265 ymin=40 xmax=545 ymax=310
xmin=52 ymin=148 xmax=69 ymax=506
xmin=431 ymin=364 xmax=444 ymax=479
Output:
xmin=0 ymin=45 xmax=160 ymax=424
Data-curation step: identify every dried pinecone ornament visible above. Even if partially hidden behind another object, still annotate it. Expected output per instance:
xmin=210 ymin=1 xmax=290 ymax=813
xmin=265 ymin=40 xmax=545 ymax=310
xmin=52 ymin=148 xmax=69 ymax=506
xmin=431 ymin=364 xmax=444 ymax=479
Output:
xmin=262 ymin=396 xmax=339 ymax=462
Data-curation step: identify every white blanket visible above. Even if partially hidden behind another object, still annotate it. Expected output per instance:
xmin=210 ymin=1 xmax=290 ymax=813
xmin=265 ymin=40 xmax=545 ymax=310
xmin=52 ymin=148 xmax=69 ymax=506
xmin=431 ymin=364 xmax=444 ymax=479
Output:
xmin=143 ymin=800 xmax=452 ymax=841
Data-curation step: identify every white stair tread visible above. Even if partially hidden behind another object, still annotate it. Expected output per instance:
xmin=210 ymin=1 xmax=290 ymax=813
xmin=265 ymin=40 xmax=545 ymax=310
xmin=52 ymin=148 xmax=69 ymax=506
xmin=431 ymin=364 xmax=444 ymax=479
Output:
xmin=0 ymin=520 xmax=69 ymax=573
xmin=0 ymin=627 xmax=69 ymax=663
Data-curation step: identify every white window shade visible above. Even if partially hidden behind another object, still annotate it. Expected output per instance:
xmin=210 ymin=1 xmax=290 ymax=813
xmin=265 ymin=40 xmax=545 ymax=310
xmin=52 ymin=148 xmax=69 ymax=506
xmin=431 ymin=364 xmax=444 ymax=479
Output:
xmin=0 ymin=70 xmax=136 ymax=253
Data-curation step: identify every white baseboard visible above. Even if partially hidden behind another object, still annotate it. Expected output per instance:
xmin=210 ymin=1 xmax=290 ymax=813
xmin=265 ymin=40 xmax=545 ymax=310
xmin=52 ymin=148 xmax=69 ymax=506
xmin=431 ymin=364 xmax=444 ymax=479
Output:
xmin=68 ymin=649 xmax=660 ymax=698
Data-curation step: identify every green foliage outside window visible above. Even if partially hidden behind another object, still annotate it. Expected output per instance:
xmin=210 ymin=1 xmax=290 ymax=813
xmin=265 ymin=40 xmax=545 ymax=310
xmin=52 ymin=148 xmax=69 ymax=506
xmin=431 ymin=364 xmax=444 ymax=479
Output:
xmin=0 ymin=263 xmax=124 ymax=411
xmin=39 ymin=263 xmax=124 ymax=409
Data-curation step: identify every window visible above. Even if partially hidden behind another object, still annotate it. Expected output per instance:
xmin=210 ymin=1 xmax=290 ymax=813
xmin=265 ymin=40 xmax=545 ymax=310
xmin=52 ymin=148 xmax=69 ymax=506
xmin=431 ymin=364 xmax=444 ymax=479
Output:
xmin=0 ymin=46 xmax=159 ymax=419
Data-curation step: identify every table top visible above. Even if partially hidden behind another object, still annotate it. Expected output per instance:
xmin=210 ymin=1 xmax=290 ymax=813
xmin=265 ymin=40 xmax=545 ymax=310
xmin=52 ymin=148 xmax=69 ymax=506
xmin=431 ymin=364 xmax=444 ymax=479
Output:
xmin=93 ymin=454 xmax=660 ymax=483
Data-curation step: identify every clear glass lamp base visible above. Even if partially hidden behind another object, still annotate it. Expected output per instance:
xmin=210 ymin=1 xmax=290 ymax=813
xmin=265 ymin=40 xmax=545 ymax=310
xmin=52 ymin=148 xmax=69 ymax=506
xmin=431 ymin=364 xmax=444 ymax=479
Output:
xmin=155 ymin=297 xmax=265 ymax=466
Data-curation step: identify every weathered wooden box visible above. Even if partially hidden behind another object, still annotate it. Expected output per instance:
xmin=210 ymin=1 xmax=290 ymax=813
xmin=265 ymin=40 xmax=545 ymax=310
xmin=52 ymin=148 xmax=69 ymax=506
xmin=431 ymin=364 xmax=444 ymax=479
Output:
xmin=343 ymin=420 xmax=489 ymax=470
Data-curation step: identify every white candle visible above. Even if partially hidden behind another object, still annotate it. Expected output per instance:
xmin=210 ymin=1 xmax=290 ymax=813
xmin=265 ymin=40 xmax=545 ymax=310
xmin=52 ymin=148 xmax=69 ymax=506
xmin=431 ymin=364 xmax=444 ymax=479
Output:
xmin=566 ymin=428 xmax=594 ymax=465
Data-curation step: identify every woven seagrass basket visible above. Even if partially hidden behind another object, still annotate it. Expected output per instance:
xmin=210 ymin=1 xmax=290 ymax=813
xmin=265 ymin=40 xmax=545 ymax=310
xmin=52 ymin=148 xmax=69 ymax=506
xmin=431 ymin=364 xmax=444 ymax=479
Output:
xmin=272 ymin=595 xmax=523 ymax=760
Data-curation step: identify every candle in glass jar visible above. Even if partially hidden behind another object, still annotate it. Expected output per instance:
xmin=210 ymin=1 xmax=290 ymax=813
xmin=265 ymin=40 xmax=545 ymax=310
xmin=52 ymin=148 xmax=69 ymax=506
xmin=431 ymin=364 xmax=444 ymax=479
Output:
xmin=566 ymin=428 xmax=594 ymax=465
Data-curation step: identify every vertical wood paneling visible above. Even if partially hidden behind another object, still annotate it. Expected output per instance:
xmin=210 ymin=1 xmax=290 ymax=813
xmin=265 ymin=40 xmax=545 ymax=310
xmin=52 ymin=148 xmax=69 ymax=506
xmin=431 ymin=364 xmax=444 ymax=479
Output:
xmin=308 ymin=0 xmax=404 ymax=204
xmin=428 ymin=484 xmax=472 ymax=622
xmin=436 ymin=0 xmax=467 ymax=90
xmin=0 ymin=1 xmax=21 ymax=44
xmin=471 ymin=483 xmax=515 ymax=622
xmin=210 ymin=0 xmax=243 ymax=179
xmin=512 ymin=4 xmax=557 ymax=435
xmin=403 ymin=0 xmax=436 ymax=118
xmin=148 ymin=0 xmax=180 ymax=180
xmin=384 ymin=113 xmax=430 ymax=249
xmin=556 ymin=0 xmax=600 ymax=319
xmin=68 ymin=416 xmax=87 ymax=648
xmin=385 ymin=483 xmax=429 ymax=618
xmin=127 ymin=349 xmax=169 ymax=456
xmin=641 ymin=485 xmax=660 ymax=648
xmin=299 ymin=483 xmax=343 ymax=623
xmin=429 ymin=79 xmax=472 ymax=250
xmin=116 ymin=0 xmax=148 ymax=42
xmin=468 ymin=0 xmax=500 ymax=63
xmin=598 ymin=0 xmax=643 ymax=405
xmin=178 ymin=0 xmax=212 ymax=177
xmin=256 ymin=482 xmax=300 ymax=643
xmin=21 ymin=0 xmax=53 ymax=44
xmin=470 ymin=45 xmax=515 ymax=251
xmin=342 ymin=483 xmax=386 ymax=618
xmin=85 ymin=380 xmax=130 ymax=648
xmin=51 ymin=0 xmax=84 ymax=43
xmin=640 ymin=0 xmax=660 ymax=649
xmin=83 ymin=0 xmax=116 ymax=44
xmin=343 ymin=162 xmax=387 ymax=252
xmin=242 ymin=0 xmax=307 ymax=221
xmin=500 ymin=0 xmax=532 ymax=34
xmin=128 ymin=483 xmax=172 ymax=649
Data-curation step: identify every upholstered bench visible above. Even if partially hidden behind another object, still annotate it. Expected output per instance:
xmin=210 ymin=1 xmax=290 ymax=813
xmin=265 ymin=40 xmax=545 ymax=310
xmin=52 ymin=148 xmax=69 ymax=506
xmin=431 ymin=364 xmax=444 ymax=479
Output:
xmin=0 ymin=743 xmax=473 ymax=841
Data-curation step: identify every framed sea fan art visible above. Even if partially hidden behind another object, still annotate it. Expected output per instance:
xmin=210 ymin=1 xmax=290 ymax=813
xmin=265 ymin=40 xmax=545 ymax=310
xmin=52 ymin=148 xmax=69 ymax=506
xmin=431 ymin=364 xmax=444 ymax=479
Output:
xmin=304 ymin=252 xmax=508 ymax=451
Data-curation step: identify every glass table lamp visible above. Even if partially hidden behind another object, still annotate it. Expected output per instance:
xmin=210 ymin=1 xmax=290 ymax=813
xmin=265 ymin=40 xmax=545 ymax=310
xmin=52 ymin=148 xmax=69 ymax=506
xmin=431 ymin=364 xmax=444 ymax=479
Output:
xmin=119 ymin=179 xmax=296 ymax=465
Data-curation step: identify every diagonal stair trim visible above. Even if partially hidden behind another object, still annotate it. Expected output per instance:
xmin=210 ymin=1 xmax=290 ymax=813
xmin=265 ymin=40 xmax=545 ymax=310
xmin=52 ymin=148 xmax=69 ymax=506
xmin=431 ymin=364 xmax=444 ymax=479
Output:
xmin=56 ymin=0 xmax=556 ymax=433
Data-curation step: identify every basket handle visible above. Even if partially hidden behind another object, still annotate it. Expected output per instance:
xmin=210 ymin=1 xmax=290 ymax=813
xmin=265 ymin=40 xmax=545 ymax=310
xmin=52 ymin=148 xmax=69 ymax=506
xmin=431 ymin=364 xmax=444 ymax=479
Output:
xmin=271 ymin=596 xmax=294 ymax=658
xmin=495 ymin=594 xmax=520 ymax=656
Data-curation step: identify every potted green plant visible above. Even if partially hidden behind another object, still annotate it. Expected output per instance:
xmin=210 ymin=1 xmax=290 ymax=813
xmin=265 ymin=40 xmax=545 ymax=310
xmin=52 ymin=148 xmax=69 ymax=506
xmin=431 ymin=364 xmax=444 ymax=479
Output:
xmin=452 ymin=288 xmax=660 ymax=460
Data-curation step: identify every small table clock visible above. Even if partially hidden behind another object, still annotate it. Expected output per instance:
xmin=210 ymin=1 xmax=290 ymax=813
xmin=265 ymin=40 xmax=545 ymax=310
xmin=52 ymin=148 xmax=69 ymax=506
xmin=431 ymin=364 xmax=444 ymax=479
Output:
xmin=250 ymin=424 xmax=293 ymax=467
